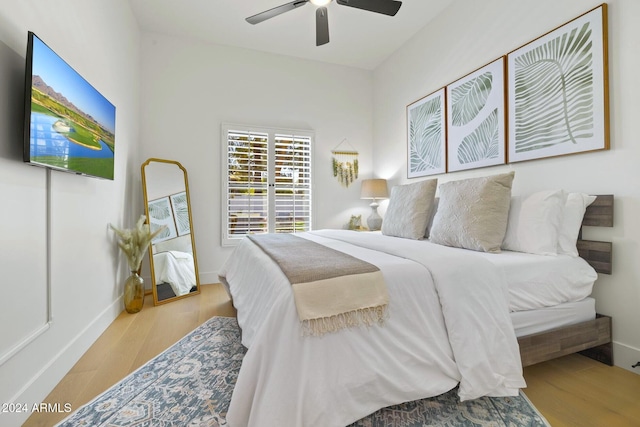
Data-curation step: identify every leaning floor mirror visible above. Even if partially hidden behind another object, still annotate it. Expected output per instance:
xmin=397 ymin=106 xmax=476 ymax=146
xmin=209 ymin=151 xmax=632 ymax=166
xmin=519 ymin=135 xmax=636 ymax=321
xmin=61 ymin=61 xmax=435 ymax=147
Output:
xmin=141 ymin=158 xmax=200 ymax=305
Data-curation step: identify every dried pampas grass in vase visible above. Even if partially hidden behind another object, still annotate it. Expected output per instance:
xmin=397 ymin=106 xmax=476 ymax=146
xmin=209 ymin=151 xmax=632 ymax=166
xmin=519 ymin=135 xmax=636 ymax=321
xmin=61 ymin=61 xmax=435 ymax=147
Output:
xmin=110 ymin=215 xmax=165 ymax=313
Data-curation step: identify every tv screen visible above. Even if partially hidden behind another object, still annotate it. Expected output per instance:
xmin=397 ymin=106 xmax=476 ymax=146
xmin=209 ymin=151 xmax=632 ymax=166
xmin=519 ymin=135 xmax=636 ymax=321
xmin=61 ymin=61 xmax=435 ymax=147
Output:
xmin=23 ymin=32 xmax=116 ymax=180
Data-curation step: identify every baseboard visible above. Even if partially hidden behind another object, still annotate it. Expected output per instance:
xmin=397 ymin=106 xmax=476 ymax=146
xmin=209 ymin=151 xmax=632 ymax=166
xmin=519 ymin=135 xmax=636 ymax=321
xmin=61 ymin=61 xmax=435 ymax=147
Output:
xmin=3 ymin=296 xmax=123 ymax=427
xmin=613 ymin=341 xmax=640 ymax=375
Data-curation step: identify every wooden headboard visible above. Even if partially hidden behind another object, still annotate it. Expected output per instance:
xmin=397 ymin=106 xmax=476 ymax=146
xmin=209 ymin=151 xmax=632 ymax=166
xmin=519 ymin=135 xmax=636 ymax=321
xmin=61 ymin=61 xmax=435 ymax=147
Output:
xmin=577 ymin=195 xmax=613 ymax=274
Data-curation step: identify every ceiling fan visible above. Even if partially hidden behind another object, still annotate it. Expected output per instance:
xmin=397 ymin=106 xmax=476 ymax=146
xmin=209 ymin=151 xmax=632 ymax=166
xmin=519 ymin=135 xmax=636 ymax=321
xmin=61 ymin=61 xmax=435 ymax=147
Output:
xmin=246 ymin=0 xmax=402 ymax=46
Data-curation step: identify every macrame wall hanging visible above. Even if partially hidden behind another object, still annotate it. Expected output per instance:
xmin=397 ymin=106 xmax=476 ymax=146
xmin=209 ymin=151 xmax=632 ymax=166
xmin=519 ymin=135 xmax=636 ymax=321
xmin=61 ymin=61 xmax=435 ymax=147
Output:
xmin=331 ymin=139 xmax=359 ymax=187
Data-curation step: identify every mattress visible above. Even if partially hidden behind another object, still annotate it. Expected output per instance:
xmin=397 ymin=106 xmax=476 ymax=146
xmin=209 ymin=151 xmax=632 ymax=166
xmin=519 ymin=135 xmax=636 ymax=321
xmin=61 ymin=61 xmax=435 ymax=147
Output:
xmin=512 ymin=297 xmax=596 ymax=337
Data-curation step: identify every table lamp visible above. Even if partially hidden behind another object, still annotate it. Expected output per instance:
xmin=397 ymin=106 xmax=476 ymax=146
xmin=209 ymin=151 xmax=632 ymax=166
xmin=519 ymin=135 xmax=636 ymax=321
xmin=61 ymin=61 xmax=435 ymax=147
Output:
xmin=360 ymin=179 xmax=388 ymax=231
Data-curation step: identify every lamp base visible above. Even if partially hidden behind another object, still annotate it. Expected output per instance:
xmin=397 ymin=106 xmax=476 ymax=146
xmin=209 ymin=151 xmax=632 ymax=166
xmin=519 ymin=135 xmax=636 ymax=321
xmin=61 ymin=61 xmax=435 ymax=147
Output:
xmin=367 ymin=202 xmax=382 ymax=231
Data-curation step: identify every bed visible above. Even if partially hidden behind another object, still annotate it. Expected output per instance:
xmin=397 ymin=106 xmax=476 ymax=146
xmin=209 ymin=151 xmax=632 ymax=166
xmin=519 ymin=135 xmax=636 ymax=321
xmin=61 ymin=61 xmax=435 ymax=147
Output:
xmin=152 ymin=250 xmax=196 ymax=296
xmin=517 ymin=194 xmax=613 ymax=367
xmin=219 ymin=173 xmax=613 ymax=427
xmin=152 ymin=234 xmax=197 ymax=297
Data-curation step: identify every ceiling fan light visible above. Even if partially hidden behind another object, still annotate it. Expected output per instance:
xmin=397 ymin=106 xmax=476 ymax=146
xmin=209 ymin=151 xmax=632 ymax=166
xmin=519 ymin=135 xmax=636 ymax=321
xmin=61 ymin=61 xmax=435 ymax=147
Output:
xmin=310 ymin=0 xmax=331 ymax=6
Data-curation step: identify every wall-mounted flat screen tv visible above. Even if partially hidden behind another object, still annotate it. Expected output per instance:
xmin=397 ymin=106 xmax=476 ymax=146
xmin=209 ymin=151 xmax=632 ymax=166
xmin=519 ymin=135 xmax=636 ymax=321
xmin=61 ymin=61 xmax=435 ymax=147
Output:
xmin=23 ymin=32 xmax=116 ymax=180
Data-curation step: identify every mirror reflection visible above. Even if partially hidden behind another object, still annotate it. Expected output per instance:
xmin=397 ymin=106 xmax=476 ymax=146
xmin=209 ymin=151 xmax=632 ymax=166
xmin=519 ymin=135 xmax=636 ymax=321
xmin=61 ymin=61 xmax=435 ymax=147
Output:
xmin=141 ymin=158 xmax=200 ymax=305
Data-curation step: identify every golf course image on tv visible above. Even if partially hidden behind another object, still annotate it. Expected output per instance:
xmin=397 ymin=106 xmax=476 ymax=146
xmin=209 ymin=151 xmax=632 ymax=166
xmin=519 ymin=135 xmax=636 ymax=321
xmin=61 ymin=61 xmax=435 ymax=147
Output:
xmin=24 ymin=32 xmax=116 ymax=180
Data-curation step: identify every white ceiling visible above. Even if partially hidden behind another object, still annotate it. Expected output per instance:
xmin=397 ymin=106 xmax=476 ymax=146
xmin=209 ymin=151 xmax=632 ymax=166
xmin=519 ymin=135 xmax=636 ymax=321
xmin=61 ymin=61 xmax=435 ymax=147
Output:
xmin=128 ymin=0 xmax=454 ymax=70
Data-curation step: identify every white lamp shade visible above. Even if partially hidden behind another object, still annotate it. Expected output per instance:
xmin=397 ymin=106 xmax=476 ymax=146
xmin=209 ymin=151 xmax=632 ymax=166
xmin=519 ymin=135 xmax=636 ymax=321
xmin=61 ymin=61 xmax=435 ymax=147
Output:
xmin=360 ymin=179 xmax=388 ymax=200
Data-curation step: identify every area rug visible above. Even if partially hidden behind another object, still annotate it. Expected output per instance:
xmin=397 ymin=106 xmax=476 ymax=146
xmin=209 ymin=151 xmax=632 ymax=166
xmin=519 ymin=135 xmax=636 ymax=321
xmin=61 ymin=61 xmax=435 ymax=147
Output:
xmin=56 ymin=316 xmax=550 ymax=427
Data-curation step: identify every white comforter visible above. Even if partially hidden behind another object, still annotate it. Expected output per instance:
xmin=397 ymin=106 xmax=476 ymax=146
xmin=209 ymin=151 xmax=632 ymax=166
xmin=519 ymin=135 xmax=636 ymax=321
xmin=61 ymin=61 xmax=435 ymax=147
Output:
xmin=153 ymin=250 xmax=196 ymax=296
xmin=219 ymin=230 xmax=525 ymax=427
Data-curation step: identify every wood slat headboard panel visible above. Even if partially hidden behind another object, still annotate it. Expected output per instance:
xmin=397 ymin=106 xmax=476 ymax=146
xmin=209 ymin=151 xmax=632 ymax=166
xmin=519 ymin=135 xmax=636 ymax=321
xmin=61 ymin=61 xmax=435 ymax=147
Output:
xmin=577 ymin=240 xmax=612 ymax=275
xmin=578 ymin=195 xmax=613 ymax=275
xmin=582 ymin=194 xmax=614 ymax=227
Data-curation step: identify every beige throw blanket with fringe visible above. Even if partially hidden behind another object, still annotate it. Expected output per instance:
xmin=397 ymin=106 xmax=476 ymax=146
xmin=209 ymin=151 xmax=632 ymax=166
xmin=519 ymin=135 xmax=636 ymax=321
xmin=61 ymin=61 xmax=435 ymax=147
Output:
xmin=248 ymin=233 xmax=388 ymax=336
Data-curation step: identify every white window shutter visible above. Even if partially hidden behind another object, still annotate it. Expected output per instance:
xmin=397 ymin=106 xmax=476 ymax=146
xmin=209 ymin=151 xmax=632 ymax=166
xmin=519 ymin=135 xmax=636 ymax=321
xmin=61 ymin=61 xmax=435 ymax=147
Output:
xmin=274 ymin=134 xmax=312 ymax=233
xmin=222 ymin=124 xmax=313 ymax=246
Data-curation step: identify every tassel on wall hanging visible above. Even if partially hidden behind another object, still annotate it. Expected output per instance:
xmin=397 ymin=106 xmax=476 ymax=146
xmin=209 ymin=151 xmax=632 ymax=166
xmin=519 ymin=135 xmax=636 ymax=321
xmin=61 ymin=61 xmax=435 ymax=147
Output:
xmin=331 ymin=139 xmax=359 ymax=187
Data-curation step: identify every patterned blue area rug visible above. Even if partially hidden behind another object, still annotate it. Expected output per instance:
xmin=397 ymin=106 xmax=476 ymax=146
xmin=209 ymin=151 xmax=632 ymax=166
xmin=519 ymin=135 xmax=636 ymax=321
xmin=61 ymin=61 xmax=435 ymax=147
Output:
xmin=56 ymin=317 xmax=550 ymax=427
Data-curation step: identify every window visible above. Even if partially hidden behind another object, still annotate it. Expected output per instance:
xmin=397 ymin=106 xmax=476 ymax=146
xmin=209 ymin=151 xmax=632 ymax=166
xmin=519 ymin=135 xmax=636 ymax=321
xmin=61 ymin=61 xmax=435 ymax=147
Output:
xmin=221 ymin=124 xmax=313 ymax=246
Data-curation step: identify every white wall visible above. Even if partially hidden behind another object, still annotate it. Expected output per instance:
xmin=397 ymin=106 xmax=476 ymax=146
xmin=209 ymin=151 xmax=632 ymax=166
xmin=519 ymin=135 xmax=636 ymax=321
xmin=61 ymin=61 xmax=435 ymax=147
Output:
xmin=373 ymin=0 xmax=640 ymax=372
xmin=138 ymin=33 xmax=374 ymax=284
xmin=0 ymin=1 xmax=141 ymax=425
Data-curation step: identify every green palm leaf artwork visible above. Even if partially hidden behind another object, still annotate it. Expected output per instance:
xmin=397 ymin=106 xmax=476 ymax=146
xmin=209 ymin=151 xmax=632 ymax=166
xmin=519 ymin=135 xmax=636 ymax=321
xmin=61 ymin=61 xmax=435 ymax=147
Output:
xmin=458 ymin=108 xmax=500 ymax=164
xmin=447 ymin=57 xmax=505 ymax=172
xmin=171 ymin=192 xmax=191 ymax=235
xmin=408 ymin=91 xmax=444 ymax=177
xmin=148 ymin=197 xmax=177 ymax=242
xmin=513 ymin=21 xmax=594 ymax=153
xmin=451 ymin=71 xmax=493 ymax=127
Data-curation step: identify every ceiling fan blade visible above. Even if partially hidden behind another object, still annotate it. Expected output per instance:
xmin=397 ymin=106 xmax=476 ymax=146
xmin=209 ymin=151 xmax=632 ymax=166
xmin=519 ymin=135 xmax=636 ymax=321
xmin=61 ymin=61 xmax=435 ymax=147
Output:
xmin=316 ymin=7 xmax=329 ymax=46
xmin=336 ymin=0 xmax=402 ymax=16
xmin=246 ymin=0 xmax=309 ymax=25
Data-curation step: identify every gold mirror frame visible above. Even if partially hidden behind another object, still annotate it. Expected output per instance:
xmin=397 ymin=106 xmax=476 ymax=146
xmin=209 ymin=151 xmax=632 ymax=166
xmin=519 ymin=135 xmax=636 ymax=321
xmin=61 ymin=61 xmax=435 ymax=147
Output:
xmin=141 ymin=158 xmax=200 ymax=305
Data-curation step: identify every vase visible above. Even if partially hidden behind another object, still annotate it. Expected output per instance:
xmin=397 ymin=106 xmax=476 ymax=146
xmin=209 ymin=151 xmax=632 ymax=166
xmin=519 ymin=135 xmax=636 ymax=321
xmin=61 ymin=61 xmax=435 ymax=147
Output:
xmin=124 ymin=272 xmax=144 ymax=314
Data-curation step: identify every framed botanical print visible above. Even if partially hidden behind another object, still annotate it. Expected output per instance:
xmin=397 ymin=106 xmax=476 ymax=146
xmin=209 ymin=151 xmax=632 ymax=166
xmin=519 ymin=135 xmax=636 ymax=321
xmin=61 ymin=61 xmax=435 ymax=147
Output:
xmin=446 ymin=57 xmax=506 ymax=172
xmin=407 ymin=88 xmax=446 ymax=178
xmin=148 ymin=196 xmax=178 ymax=243
xmin=170 ymin=191 xmax=191 ymax=236
xmin=507 ymin=4 xmax=609 ymax=163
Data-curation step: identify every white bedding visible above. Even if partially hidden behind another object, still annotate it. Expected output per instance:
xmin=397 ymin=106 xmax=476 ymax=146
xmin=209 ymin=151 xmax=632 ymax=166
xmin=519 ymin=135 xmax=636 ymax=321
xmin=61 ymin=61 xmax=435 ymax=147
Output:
xmin=474 ymin=250 xmax=597 ymax=311
xmin=512 ymin=297 xmax=596 ymax=337
xmin=219 ymin=230 xmax=526 ymax=427
xmin=153 ymin=250 xmax=196 ymax=296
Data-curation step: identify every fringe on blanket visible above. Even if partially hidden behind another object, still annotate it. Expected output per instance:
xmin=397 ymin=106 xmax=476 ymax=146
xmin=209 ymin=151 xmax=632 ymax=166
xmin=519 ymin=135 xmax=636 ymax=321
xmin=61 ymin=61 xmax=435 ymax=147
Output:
xmin=301 ymin=305 xmax=388 ymax=337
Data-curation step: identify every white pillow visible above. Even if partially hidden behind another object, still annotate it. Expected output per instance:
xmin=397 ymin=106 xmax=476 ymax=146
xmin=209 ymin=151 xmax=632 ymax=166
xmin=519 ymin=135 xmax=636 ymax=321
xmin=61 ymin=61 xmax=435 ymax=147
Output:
xmin=502 ymin=190 xmax=567 ymax=255
xmin=381 ymin=179 xmax=437 ymax=240
xmin=558 ymin=193 xmax=597 ymax=257
xmin=429 ymin=172 xmax=515 ymax=253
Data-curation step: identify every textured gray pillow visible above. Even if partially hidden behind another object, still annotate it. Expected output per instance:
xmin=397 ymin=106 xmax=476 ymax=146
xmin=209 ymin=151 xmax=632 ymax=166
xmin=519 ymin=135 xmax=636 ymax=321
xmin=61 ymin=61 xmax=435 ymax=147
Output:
xmin=429 ymin=172 xmax=515 ymax=253
xmin=381 ymin=179 xmax=437 ymax=240
xmin=424 ymin=197 xmax=439 ymax=238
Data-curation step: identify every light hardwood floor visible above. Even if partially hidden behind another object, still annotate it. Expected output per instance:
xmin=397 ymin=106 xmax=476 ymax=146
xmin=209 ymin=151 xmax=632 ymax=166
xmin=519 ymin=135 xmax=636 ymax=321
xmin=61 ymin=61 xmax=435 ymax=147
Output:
xmin=22 ymin=283 xmax=236 ymax=427
xmin=23 ymin=284 xmax=640 ymax=427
